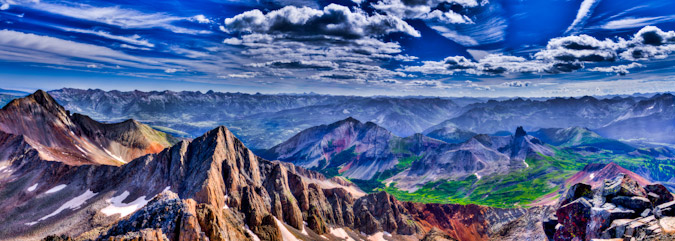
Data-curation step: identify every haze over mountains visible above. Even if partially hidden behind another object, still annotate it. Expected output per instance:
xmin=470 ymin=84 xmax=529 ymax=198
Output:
xmin=46 ymin=88 xmax=675 ymax=151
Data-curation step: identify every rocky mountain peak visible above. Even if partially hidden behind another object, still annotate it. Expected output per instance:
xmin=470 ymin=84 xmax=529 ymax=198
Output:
xmin=514 ymin=126 xmax=527 ymax=138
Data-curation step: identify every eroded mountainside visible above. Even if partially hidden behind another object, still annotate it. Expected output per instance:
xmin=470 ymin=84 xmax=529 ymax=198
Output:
xmin=0 ymin=91 xmax=546 ymax=241
xmin=0 ymin=90 xmax=177 ymax=165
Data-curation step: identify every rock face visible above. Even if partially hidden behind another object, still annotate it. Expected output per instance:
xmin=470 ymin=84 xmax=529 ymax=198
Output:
xmin=265 ymin=118 xmax=554 ymax=192
xmin=390 ymin=126 xmax=553 ymax=191
xmin=0 ymin=90 xmax=178 ymax=165
xmin=547 ymin=173 xmax=675 ymax=241
xmin=566 ymin=162 xmax=651 ymax=189
xmin=261 ymin=117 xmax=445 ymax=180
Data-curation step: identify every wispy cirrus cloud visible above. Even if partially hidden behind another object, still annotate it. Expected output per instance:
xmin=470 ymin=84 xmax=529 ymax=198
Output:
xmin=565 ymin=0 xmax=602 ymax=35
xmin=59 ymin=27 xmax=155 ymax=48
xmin=11 ymin=1 xmax=211 ymax=35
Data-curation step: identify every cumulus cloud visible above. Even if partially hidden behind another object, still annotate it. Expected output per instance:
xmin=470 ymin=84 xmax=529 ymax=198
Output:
xmin=224 ymin=4 xmax=420 ymax=38
xmin=1 ymin=3 xmax=9 ymax=10
xmin=192 ymin=14 xmax=211 ymax=24
xmin=222 ymin=4 xmax=421 ymax=84
xmin=402 ymin=26 xmax=675 ymax=76
xmin=589 ymin=62 xmax=643 ymax=75
xmin=500 ymin=81 xmax=532 ymax=87
xmin=371 ymin=0 xmax=477 ymax=24
xmin=401 ymin=54 xmax=551 ymax=75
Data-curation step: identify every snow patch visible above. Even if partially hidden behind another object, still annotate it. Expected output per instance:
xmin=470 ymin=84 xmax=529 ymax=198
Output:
xmin=274 ymin=217 xmax=300 ymax=241
xmin=75 ymin=145 xmax=87 ymax=154
xmin=301 ymin=226 xmax=308 ymax=235
xmin=245 ymin=225 xmax=261 ymax=241
xmin=46 ymin=184 xmax=67 ymax=194
xmin=474 ymin=173 xmax=481 ymax=180
xmin=100 ymin=191 xmax=151 ymax=217
xmin=103 ymin=148 xmax=126 ymax=163
xmin=330 ymin=228 xmax=354 ymax=241
xmin=524 ymin=160 xmax=529 ymax=168
xmin=590 ymin=173 xmax=595 ymax=180
xmin=34 ymin=189 xmax=97 ymax=223
xmin=367 ymin=232 xmax=388 ymax=241
xmin=100 ymin=186 xmax=170 ymax=217
xmin=27 ymin=183 xmax=38 ymax=192
xmin=647 ymin=104 xmax=655 ymax=110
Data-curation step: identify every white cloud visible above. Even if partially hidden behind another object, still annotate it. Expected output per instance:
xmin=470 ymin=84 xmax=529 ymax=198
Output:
xmin=192 ymin=14 xmax=211 ymax=24
xmin=224 ymin=4 xmax=420 ymax=38
xmin=501 ymin=81 xmax=531 ymax=87
xmin=221 ymin=4 xmax=423 ymax=85
xmin=402 ymin=26 xmax=675 ymax=76
xmin=370 ymin=0 xmax=478 ymax=23
xmin=60 ymin=27 xmax=155 ymax=48
xmin=13 ymin=1 xmax=208 ymax=34
xmin=589 ymin=62 xmax=643 ymax=75
xmin=222 ymin=72 xmax=258 ymax=78
xmin=565 ymin=0 xmax=602 ymax=34
xmin=0 ymin=3 xmax=9 ymax=10
xmin=164 ymin=68 xmax=180 ymax=73
xmin=601 ymin=16 xmax=665 ymax=30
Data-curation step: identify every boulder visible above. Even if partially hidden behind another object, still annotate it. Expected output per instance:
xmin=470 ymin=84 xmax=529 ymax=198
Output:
xmin=560 ymin=183 xmax=593 ymax=207
xmin=600 ymin=203 xmax=635 ymax=220
xmin=660 ymin=217 xmax=675 ymax=234
xmin=603 ymin=174 xmax=647 ymax=198
xmin=655 ymin=200 xmax=675 ymax=218
xmin=611 ymin=196 xmax=651 ymax=212
xmin=554 ymin=198 xmax=592 ymax=241
xmin=645 ymin=184 xmax=674 ymax=206
xmin=586 ymin=207 xmax=613 ymax=240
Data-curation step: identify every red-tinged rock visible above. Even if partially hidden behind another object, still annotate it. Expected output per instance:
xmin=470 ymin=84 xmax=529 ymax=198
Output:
xmin=586 ymin=207 xmax=612 ymax=240
xmin=645 ymin=184 xmax=674 ymax=206
xmin=554 ymin=198 xmax=592 ymax=241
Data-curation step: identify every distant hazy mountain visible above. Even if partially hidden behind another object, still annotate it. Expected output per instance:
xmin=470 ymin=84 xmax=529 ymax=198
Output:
xmin=529 ymin=127 xmax=635 ymax=152
xmin=432 ymin=96 xmax=638 ymax=134
xmin=0 ymin=94 xmax=16 ymax=107
xmin=422 ymin=122 xmax=477 ymax=143
xmin=49 ymin=88 xmax=461 ymax=149
xmin=597 ymin=93 xmax=675 ymax=145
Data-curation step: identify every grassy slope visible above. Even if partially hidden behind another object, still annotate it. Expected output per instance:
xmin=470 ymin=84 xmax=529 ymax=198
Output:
xmin=352 ymin=147 xmax=674 ymax=208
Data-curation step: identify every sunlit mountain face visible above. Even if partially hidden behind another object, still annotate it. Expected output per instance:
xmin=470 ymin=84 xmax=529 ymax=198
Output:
xmin=4 ymin=1 xmax=675 ymax=241
xmin=1 ymin=0 xmax=675 ymax=97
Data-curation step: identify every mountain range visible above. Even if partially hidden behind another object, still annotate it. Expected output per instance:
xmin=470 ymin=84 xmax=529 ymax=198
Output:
xmin=45 ymin=89 xmax=675 ymax=151
xmin=1 ymin=89 xmax=674 ymax=240
xmin=0 ymin=90 xmax=558 ymax=241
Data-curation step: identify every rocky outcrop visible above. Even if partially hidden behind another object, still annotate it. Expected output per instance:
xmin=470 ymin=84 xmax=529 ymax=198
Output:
xmin=0 ymin=90 xmax=177 ymax=165
xmin=0 ymin=121 xmax=431 ymax=240
xmin=546 ymin=173 xmax=675 ymax=241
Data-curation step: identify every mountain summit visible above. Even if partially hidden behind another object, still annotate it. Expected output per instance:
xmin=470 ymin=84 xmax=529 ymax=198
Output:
xmin=0 ymin=90 xmax=178 ymax=165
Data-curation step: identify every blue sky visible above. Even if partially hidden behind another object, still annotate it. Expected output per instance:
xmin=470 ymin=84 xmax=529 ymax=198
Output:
xmin=0 ymin=0 xmax=675 ymax=97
